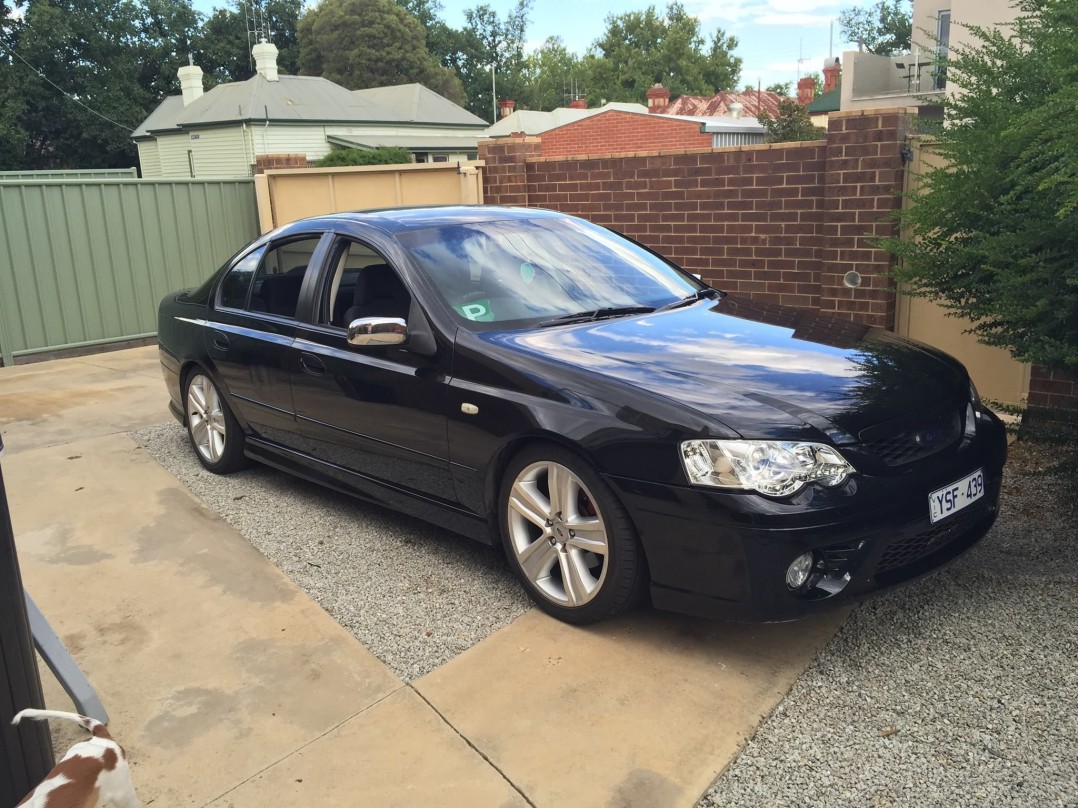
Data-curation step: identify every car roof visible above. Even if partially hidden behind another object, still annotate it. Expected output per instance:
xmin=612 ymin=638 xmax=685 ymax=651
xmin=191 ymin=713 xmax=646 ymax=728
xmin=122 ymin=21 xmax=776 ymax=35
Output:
xmin=276 ymin=205 xmax=569 ymax=237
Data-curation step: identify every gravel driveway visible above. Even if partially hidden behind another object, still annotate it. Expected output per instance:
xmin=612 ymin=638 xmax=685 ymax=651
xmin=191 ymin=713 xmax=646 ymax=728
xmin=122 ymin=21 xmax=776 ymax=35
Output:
xmin=136 ymin=424 xmax=1077 ymax=805
xmin=699 ymin=440 xmax=1078 ymax=807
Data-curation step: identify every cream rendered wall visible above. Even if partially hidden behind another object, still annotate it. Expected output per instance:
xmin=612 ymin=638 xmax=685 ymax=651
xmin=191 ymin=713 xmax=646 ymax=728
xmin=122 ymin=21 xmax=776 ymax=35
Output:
xmin=136 ymin=141 xmax=161 ymax=178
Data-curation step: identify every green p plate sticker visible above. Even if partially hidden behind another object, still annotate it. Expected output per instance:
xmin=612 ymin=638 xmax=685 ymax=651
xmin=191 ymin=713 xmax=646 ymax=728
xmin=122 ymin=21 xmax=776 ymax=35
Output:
xmin=520 ymin=262 xmax=537 ymax=283
xmin=456 ymin=299 xmax=495 ymax=321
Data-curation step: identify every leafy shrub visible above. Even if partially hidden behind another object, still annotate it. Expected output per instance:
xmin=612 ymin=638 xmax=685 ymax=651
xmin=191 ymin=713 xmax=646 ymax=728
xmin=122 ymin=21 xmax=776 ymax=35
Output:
xmin=315 ymin=147 xmax=414 ymax=167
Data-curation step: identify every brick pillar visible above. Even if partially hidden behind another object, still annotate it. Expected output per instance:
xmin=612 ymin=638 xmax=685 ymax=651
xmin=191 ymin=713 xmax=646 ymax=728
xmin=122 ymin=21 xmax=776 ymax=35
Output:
xmin=797 ymin=76 xmax=816 ymax=105
xmin=819 ymin=108 xmax=914 ymax=329
xmin=478 ymin=135 xmax=541 ymax=206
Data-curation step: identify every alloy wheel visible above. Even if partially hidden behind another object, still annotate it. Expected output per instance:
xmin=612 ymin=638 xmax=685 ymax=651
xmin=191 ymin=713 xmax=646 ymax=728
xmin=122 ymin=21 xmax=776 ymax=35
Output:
xmin=187 ymin=373 xmax=227 ymax=464
xmin=506 ymin=460 xmax=610 ymax=607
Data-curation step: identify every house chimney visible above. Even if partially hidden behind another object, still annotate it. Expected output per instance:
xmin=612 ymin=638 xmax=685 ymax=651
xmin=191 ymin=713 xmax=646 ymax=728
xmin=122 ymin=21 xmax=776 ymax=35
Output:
xmin=177 ymin=60 xmax=204 ymax=106
xmin=645 ymin=83 xmax=670 ymax=113
xmin=252 ymin=39 xmax=279 ymax=82
xmin=568 ymin=98 xmax=587 ymax=109
xmin=823 ymin=57 xmax=841 ymax=94
xmin=728 ymin=102 xmax=743 ymax=119
xmin=497 ymin=99 xmax=515 ymax=118
xmin=797 ymin=76 xmax=816 ymax=105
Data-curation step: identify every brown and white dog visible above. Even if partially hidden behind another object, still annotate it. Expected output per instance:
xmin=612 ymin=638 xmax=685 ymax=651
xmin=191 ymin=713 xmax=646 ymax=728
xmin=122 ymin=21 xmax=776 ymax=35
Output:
xmin=10 ymin=709 xmax=141 ymax=808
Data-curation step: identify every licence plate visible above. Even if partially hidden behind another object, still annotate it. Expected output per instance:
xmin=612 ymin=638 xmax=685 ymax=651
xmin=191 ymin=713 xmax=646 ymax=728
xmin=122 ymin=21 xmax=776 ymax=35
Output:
xmin=929 ymin=469 xmax=984 ymax=524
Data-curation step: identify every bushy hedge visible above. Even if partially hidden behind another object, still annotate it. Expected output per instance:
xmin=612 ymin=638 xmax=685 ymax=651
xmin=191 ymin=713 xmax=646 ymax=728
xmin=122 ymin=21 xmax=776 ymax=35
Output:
xmin=315 ymin=147 xmax=414 ymax=167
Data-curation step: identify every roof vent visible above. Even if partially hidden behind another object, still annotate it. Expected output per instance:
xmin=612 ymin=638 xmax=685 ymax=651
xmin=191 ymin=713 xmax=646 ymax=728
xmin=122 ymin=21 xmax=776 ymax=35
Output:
xmin=729 ymin=102 xmax=743 ymax=119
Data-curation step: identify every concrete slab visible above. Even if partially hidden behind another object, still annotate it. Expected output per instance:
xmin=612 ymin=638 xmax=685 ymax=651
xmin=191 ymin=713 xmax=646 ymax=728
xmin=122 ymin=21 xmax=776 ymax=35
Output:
xmin=416 ymin=608 xmax=846 ymax=807
xmin=208 ymin=688 xmax=529 ymax=807
xmin=7 ymin=433 xmax=402 ymax=806
xmin=0 ymin=346 xmax=166 ymax=454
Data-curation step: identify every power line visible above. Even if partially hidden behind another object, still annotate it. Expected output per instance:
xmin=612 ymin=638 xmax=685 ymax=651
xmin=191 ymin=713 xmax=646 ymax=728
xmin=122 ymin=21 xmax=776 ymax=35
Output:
xmin=0 ymin=44 xmax=135 ymax=132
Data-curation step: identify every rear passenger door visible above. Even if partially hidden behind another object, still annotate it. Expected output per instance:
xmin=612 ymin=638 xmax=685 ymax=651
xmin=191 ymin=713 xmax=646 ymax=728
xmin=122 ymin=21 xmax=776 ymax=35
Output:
xmin=207 ymin=233 xmax=330 ymax=442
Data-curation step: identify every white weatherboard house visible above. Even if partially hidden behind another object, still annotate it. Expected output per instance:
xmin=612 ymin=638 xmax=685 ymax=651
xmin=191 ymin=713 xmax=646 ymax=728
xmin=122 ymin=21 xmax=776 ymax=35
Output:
xmin=132 ymin=42 xmax=488 ymax=178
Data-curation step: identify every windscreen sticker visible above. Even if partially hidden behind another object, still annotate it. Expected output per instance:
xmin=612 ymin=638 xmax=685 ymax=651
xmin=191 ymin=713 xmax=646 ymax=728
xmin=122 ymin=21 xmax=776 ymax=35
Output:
xmin=456 ymin=300 xmax=495 ymax=321
xmin=520 ymin=262 xmax=537 ymax=283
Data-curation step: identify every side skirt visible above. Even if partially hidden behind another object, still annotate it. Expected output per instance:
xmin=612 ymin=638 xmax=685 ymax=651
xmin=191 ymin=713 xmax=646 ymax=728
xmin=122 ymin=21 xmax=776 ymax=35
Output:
xmin=243 ymin=438 xmax=496 ymax=545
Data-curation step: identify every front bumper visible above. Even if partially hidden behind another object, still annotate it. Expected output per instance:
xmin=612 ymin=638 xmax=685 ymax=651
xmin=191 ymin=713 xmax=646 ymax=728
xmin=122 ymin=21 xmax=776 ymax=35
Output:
xmin=606 ymin=413 xmax=1008 ymax=622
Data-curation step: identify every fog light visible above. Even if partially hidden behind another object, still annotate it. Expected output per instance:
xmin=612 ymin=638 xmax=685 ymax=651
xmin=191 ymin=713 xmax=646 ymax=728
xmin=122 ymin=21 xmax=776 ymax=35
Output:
xmin=786 ymin=551 xmax=815 ymax=590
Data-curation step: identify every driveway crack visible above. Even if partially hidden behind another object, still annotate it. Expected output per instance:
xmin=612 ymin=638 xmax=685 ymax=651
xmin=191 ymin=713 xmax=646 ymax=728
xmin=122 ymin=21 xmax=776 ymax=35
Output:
xmin=410 ymin=685 xmax=537 ymax=808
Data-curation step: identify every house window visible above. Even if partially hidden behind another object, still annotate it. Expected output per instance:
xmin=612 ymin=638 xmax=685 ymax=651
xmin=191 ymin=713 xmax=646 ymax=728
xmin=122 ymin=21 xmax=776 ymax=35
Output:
xmin=433 ymin=154 xmax=449 ymax=163
xmin=935 ymin=10 xmax=951 ymax=90
xmin=413 ymin=152 xmax=429 ymax=163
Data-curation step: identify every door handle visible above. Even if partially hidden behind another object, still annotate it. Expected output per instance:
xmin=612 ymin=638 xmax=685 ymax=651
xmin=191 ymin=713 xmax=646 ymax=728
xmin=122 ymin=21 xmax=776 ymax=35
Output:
xmin=212 ymin=331 xmax=230 ymax=351
xmin=300 ymin=352 xmax=326 ymax=376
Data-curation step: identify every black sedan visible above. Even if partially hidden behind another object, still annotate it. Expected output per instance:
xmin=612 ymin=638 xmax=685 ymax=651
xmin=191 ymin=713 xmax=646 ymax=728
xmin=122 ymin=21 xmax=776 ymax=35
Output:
xmin=158 ymin=206 xmax=1007 ymax=624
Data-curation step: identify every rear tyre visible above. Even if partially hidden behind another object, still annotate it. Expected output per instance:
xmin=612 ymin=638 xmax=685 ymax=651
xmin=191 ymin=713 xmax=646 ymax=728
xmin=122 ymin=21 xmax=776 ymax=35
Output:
xmin=499 ymin=445 xmax=648 ymax=624
xmin=184 ymin=370 xmax=248 ymax=474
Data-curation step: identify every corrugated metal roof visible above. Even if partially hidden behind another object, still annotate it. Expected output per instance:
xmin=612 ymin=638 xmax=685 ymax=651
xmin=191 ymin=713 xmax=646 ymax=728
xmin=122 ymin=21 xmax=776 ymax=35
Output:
xmin=135 ymin=76 xmax=488 ymax=137
xmin=483 ymin=102 xmax=648 ymax=137
xmin=352 ymin=84 xmax=487 ymax=127
xmin=328 ymin=133 xmax=480 ymax=151
xmin=807 ymin=87 xmax=841 ymax=113
xmin=132 ymin=95 xmax=185 ymax=138
xmin=173 ymin=74 xmax=402 ymax=127
xmin=654 ymin=91 xmax=786 ymax=119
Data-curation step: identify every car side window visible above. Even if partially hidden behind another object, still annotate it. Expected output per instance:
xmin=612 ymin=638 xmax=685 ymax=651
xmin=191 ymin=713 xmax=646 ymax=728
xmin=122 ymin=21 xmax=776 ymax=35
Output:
xmin=218 ymin=247 xmax=265 ymax=310
xmin=323 ymin=240 xmax=411 ymax=329
xmin=248 ymin=236 xmax=322 ymax=319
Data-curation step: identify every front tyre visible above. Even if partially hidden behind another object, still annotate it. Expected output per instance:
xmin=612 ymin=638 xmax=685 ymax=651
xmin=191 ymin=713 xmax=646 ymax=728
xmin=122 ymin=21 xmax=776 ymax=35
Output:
xmin=499 ymin=446 xmax=647 ymax=624
xmin=184 ymin=370 xmax=247 ymax=474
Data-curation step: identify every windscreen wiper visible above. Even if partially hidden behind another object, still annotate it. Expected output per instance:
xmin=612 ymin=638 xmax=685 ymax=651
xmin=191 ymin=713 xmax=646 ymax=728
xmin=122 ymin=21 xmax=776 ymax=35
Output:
xmin=654 ymin=288 xmax=719 ymax=312
xmin=538 ymin=305 xmax=655 ymax=327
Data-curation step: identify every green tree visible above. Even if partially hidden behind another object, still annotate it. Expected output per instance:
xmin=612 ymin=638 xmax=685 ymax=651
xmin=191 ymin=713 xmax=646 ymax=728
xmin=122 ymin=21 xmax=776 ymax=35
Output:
xmin=4 ymin=0 xmax=151 ymax=169
xmin=756 ymin=97 xmax=824 ymax=143
xmin=702 ymin=28 xmax=741 ymax=94
xmin=766 ymin=80 xmax=792 ymax=95
xmin=315 ymin=146 xmax=413 ymax=166
xmin=454 ymin=0 xmax=531 ymax=120
xmin=883 ymin=0 xmax=1078 ymax=371
xmin=517 ymin=36 xmax=582 ymax=110
xmin=136 ymin=0 xmax=202 ymax=99
xmin=582 ymin=2 xmax=740 ymax=104
xmin=198 ymin=0 xmax=303 ymax=85
xmin=839 ymin=0 xmax=911 ymax=55
xmin=297 ymin=0 xmax=465 ymax=104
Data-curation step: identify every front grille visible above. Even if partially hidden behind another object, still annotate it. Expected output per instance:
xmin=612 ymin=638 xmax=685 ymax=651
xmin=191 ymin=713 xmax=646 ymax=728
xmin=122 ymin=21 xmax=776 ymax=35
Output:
xmin=864 ymin=408 xmax=962 ymax=467
xmin=875 ymin=507 xmax=983 ymax=575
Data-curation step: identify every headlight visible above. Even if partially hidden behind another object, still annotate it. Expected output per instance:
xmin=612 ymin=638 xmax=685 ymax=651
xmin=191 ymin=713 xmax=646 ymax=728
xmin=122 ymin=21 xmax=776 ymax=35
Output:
xmin=680 ymin=439 xmax=855 ymax=497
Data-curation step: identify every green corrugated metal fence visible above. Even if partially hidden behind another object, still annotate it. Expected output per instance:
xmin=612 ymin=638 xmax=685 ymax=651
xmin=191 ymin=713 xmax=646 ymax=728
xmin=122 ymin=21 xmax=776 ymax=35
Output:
xmin=0 ymin=178 xmax=259 ymax=366
xmin=0 ymin=168 xmax=138 ymax=181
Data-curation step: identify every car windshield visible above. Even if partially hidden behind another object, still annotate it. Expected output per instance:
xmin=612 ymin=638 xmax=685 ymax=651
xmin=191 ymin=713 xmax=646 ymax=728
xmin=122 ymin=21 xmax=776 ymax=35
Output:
xmin=396 ymin=216 xmax=705 ymax=328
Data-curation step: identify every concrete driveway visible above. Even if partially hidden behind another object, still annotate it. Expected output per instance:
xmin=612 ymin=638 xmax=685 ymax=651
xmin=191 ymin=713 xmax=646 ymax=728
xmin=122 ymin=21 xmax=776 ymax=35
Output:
xmin=1 ymin=346 xmax=844 ymax=806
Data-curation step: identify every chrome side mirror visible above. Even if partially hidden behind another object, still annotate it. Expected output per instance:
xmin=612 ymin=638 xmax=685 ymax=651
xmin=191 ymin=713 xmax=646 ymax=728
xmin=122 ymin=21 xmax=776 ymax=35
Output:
xmin=347 ymin=317 xmax=408 ymax=347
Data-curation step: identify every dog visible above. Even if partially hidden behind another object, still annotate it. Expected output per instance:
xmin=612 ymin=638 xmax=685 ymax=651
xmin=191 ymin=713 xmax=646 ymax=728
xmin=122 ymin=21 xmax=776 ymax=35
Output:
xmin=10 ymin=709 xmax=141 ymax=808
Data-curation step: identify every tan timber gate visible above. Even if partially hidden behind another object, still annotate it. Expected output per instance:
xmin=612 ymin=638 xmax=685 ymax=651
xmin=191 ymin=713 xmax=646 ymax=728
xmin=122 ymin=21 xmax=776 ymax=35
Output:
xmin=894 ymin=139 xmax=1030 ymax=407
xmin=253 ymin=162 xmax=484 ymax=233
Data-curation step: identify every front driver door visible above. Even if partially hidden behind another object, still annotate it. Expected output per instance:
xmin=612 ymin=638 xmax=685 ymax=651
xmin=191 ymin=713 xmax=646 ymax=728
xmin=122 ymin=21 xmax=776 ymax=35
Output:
xmin=289 ymin=235 xmax=455 ymax=504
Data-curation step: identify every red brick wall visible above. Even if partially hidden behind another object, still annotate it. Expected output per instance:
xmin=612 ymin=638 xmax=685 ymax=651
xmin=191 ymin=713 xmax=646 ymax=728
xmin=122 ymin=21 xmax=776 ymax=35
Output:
xmin=481 ymin=108 xmax=910 ymax=328
xmin=539 ymin=111 xmax=713 ymax=159
xmin=1028 ymin=366 xmax=1078 ymax=411
xmin=253 ymin=153 xmax=310 ymax=173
